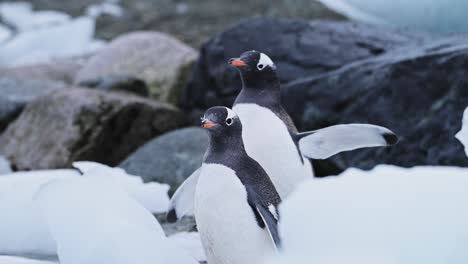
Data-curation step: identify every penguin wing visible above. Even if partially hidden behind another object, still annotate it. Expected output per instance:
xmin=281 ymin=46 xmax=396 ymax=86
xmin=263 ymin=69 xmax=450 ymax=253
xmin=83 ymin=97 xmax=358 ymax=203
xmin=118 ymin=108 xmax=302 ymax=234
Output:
xmin=166 ymin=168 xmax=201 ymax=223
xmin=247 ymin=189 xmax=281 ymax=249
xmin=295 ymin=124 xmax=398 ymax=160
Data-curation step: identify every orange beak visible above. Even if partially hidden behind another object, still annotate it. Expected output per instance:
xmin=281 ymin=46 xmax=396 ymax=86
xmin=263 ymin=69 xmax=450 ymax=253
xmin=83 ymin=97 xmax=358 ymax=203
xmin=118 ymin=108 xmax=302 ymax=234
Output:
xmin=202 ymin=121 xmax=217 ymax=129
xmin=229 ymin=58 xmax=247 ymax=67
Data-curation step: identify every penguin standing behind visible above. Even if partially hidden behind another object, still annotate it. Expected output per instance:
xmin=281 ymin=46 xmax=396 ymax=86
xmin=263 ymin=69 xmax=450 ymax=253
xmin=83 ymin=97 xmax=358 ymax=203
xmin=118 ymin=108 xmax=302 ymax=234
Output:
xmin=167 ymin=51 xmax=398 ymax=223
xmin=195 ymin=106 xmax=281 ymax=264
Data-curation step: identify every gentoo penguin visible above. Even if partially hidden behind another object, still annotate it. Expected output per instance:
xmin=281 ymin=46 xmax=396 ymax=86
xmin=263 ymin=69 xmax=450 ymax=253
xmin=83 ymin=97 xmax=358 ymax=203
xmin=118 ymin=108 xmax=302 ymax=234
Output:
xmin=167 ymin=51 xmax=398 ymax=222
xmin=195 ymin=106 xmax=281 ymax=264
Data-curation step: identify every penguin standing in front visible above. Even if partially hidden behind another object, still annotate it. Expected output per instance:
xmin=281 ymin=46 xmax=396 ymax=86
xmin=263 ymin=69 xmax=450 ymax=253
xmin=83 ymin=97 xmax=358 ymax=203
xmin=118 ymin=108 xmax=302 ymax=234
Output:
xmin=167 ymin=51 xmax=398 ymax=223
xmin=195 ymin=106 xmax=281 ymax=264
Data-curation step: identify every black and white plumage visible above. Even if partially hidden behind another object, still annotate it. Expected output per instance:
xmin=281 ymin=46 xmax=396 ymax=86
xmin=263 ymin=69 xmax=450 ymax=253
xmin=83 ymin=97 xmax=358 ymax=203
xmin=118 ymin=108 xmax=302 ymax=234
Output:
xmin=167 ymin=51 xmax=398 ymax=222
xmin=195 ymin=106 xmax=281 ymax=264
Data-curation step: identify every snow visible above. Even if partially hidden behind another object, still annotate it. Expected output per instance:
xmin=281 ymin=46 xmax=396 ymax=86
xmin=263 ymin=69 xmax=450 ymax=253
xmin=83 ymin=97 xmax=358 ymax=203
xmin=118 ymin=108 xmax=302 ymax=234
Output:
xmin=35 ymin=177 xmax=198 ymax=264
xmin=73 ymin=161 xmax=170 ymax=214
xmin=0 ymin=17 xmax=99 ymax=66
xmin=456 ymin=106 xmax=468 ymax=156
xmin=0 ymin=24 xmax=12 ymax=43
xmin=0 ymin=256 xmax=57 ymax=264
xmin=86 ymin=2 xmax=123 ymax=18
xmin=0 ymin=1 xmax=106 ymax=67
xmin=0 ymin=163 xmax=170 ymax=257
xmin=0 ymin=2 xmax=70 ymax=31
xmin=168 ymin=232 xmax=206 ymax=262
xmin=269 ymin=165 xmax=468 ymax=264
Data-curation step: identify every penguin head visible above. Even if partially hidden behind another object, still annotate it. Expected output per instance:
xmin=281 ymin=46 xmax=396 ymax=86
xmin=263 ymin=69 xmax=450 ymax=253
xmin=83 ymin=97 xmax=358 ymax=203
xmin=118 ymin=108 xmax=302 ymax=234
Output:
xmin=201 ymin=106 xmax=242 ymax=138
xmin=228 ymin=50 xmax=277 ymax=86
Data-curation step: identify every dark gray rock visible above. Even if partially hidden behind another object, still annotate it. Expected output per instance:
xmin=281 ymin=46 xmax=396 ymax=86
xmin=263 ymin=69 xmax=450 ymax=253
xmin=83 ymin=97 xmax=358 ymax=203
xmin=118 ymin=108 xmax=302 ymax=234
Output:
xmin=283 ymin=35 xmax=468 ymax=173
xmin=0 ymin=78 xmax=69 ymax=132
xmin=120 ymin=127 xmax=208 ymax=193
xmin=0 ymin=88 xmax=184 ymax=170
xmin=182 ymin=18 xmax=424 ymax=123
xmin=156 ymin=214 xmax=197 ymax=237
xmin=95 ymin=0 xmax=345 ymax=47
xmin=78 ymin=75 xmax=150 ymax=97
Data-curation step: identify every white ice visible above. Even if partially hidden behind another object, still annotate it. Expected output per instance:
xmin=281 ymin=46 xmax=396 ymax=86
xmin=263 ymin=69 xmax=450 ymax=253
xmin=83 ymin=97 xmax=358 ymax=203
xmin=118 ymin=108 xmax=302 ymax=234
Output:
xmin=168 ymin=232 xmax=206 ymax=262
xmin=35 ymin=177 xmax=198 ymax=264
xmin=0 ymin=17 xmax=100 ymax=66
xmin=73 ymin=161 xmax=170 ymax=214
xmin=269 ymin=165 xmax=468 ymax=264
xmin=0 ymin=256 xmax=57 ymax=264
xmin=85 ymin=2 xmax=123 ymax=18
xmin=0 ymin=2 xmax=70 ymax=31
xmin=455 ymin=106 xmax=468 ymax=157
xmin=0 ymin=24 xmax=12 ymax=43
xmin=0 ymin=162 xmax=170 ymax=257
xmin=318 ymin=0 xmax=468 ymax=33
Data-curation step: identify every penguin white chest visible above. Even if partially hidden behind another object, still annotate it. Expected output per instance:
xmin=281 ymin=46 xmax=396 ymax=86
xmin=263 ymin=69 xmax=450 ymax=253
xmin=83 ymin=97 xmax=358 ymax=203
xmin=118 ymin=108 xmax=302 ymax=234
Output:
xmin=194 ymin=163 xmax=275 ymax=264
xmin=233 ymin=103 xmax=313 ymax=198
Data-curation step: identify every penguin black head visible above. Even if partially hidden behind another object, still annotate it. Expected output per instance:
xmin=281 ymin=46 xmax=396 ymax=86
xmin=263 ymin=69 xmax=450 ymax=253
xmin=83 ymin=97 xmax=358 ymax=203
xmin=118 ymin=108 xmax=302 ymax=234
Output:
xmin=228 ymin=50 xmax=278 ymax=87
xmin=201 ymin=106 xmax=242 ymax=139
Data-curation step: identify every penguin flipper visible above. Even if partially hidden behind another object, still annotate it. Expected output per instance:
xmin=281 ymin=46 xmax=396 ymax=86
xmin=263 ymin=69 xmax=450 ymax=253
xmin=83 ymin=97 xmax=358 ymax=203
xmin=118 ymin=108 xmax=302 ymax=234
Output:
xmin=166 ymin=168 xmax=201 ymax=223
xmin=255 ymin=204 xmax=281 ymax=250
xmin=295 ymin=124 xmax=398 ymax=160
xmin=247 ymin=188 xmax=281 ymax=249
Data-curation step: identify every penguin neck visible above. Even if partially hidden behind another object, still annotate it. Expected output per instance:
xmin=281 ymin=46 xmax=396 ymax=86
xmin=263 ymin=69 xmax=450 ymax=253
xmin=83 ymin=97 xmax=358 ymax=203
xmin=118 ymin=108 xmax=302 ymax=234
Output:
xmin=235 ymin=74 xmax=281 ymax=108
xmin=204 ymin=134 xmax=247 ymax=164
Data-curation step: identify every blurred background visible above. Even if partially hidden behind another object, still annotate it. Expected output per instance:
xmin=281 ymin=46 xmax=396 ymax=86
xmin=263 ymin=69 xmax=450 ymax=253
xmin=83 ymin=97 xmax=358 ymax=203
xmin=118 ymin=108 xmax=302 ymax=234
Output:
xmin=0 ymin=0 xmax=467 ymax=188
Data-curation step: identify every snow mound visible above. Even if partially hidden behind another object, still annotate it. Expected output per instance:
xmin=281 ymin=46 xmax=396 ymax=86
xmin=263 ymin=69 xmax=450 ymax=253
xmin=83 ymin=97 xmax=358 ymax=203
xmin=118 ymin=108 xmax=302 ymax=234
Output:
xmin=271 ymin=165 xmax=468 ymax=264
xmin=73 ymin=161 xmax=170 ymax=214
xmin=0 ymin=24 xmax=12 ymax=43
xmin=0 ymin=163 xmax=170 ymax=257
xmin=0 ymin=170 xmax=78 ymax=256
xmin=0 ymin=256 xmax=57 ymax=264
xmin=0 ymin=2 xmax=70 ymax=31
xmin=35 ymin=177 xmax=198 ymax=264
xmin=168 ymin=232 xmax=206 ymax=262
xmin=455 ymin=106 xmax=468 ymax=157
xmin=0 ymin=17 xmax=100 ymax=66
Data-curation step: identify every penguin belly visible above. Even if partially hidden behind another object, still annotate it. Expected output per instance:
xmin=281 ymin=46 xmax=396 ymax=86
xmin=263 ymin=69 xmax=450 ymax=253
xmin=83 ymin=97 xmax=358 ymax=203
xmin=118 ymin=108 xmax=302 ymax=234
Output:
xmin=233 ymin=103 xmax=313 ymax=198
xmin=195 ymin=163 xmax=275 ymax=264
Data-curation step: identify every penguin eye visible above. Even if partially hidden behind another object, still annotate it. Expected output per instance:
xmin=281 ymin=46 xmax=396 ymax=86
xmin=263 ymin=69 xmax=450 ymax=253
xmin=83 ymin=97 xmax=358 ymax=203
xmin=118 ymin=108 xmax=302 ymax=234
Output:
xmin=257 ymin=64 xmax=264 ymax=70
xmin=225 ymin=118 xmax=233 ymax=126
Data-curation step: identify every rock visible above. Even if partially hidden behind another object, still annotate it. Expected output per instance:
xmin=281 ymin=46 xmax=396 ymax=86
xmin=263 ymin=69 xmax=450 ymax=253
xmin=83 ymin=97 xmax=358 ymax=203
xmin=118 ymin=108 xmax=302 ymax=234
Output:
xmin=120 ymin=127 xmax=208 ymax=193
xmin=282 ymin=35 xmax=468 ymax=173
xmin=0 ymin=56 xmax=88 ymax=84
xmin=182 ymin=18 xmax=423 ymax=123
xmin=95 ymin=0 xmax=345 ymax=47
xmin=0 ymin=88 xmax=184 ymax=170
xmin=0 ymin=77 xmax=69 ymax=132
xmin=78 ymin=75 xmax=150 ymax=97
xmin=156 ymin=214 xmax=197 ymax=237
xmin=0 ymin=156 xmax=12 ymax=175
xmin=75 ymin=31 xmax=198 ymax=104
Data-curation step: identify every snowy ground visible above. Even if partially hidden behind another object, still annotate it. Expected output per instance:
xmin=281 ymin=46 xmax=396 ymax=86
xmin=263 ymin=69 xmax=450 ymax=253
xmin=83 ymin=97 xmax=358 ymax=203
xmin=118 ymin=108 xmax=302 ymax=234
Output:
xmin=0 ymin=1 xmax=123 ymax=66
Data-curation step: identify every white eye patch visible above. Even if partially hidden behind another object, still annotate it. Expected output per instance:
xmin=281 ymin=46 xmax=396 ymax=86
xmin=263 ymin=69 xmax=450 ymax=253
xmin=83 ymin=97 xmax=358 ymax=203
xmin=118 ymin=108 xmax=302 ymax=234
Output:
xmin=257 ymin=53 xmax=275 ymax=71
xmin=225 ymin=107 xmax=236 ymax=119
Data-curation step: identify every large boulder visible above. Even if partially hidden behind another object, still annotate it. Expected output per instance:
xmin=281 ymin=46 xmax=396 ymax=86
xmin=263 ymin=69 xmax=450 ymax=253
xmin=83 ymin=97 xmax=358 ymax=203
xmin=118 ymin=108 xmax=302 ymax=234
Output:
xmin=120 ymin=127 xmax=208 ymax=193
xmin=0 ymin=77 xmax=69 ymax=132
xmin=283 ymin=35 xmax=468 ymax=172
xmin=0 ymin=56 xmax=87 ymax=85
xmin=0 ymin=88 xmax=184 ymax=170
xmin=182 ymin=18 xmax=423 ymax=122
xmin=75 ymin=31 xmax=198 ymax=104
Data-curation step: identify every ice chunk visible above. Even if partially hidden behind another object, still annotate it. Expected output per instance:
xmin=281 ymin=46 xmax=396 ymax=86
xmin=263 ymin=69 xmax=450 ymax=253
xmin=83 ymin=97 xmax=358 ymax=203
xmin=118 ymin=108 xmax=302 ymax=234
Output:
xmin=35 ymin=177 xmax=198 ymax=264
xmin=0 ymin=17 xmax=98 ymax=66
xmin=168 ymin=232 xmax=206 ymax=262
xmin=272 ymin=165 xmax=468 ymax=264
xmin=455 ymin=106 xmax=468 ymax=157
